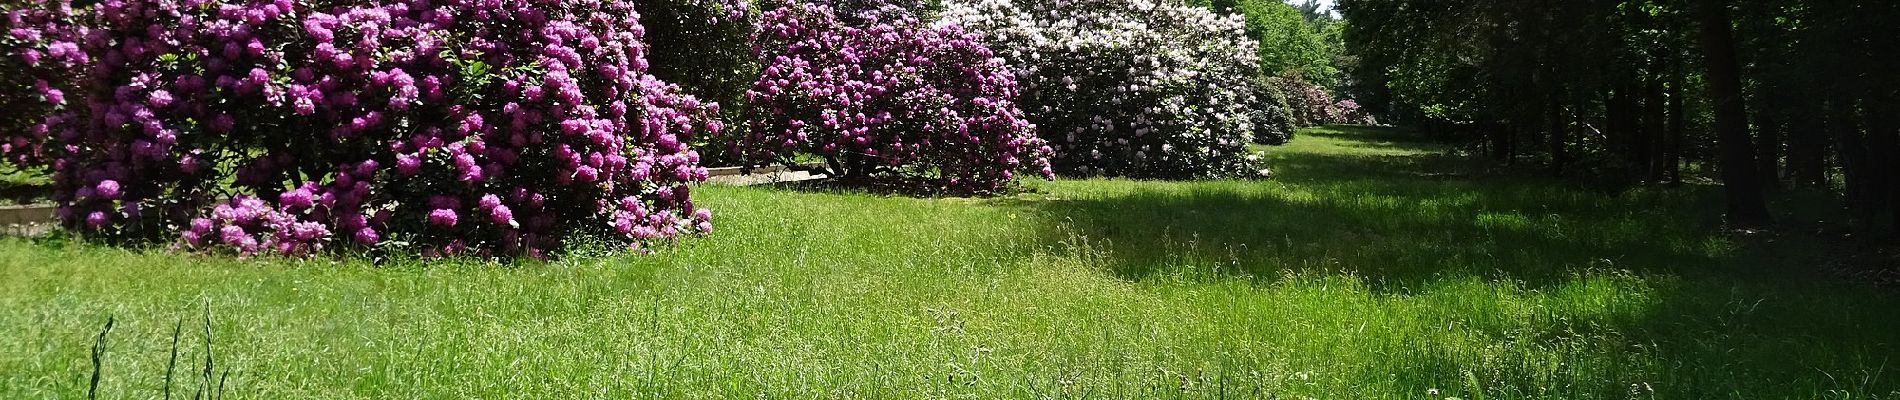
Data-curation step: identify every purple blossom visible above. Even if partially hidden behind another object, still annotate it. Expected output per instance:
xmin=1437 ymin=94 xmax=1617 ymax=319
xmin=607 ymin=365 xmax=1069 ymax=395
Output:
xmin=354 ymin=227 xmax=379 ymax=244
xmin=396 ymin=153 xmax=422 ymax=175
xmin=246 ymin=68 xmax=270 ymax=88
xmin=95 ymin=180 xmax=121 ymax=199
xmin=428 ymin=208 xmax=459 ymax=227
xmin=219 ymin=225 xmax=248 ymax=245
xmin=279 ymin=188 xmax=314 ymax=209
xmin=490 ymin=205 xmax=514 ymax=224
xmin=148 ymin=90 xmax=173 ymax=108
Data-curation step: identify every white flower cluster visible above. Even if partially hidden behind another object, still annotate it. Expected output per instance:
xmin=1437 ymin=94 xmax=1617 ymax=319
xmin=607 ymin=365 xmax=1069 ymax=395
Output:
xmin=940 ymin=0 xmax=1275 ymax=179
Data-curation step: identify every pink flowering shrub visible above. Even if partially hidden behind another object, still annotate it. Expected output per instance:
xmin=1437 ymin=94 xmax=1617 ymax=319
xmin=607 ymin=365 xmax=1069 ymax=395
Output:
xmin=3 ymin=0 xmax=719 ymax=257
xmin=1331 ymin=99 xmax=1376 ymax=125
xmin=743 ymin=3 xmax=1053 ymax=194
xmin=1270 ymin=73 xmax=1370 ymax=126
xmin=0 ymin=0 xmax=85 ymax=169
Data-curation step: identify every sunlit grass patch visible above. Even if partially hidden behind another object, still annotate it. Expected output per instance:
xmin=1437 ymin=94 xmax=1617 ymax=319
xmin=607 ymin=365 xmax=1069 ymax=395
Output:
xmin=2 ymin=126 xmax=1895 ymax=398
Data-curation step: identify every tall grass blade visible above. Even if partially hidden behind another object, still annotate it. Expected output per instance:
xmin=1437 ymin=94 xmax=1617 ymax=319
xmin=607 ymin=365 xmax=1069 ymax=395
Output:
xmin=87 ymin=316 xmax=114 ymax=400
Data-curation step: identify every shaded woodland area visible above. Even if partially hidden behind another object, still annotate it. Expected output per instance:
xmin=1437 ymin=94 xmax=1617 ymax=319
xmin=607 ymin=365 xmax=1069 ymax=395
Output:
xmin=1339 ymin=0 xmax=1898 ymax=234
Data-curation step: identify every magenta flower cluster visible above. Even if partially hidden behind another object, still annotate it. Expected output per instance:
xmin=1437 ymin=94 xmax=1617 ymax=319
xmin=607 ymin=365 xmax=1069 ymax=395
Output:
xmin=181 ymin=195 xmax=335 ymax=256
xmin=3 ymin=0 xmax=719 ymax=257
xmin=743 ymin=3 xmax=1053 ymax=194
xmin=0 ymin=0 xmax=86 ymax=168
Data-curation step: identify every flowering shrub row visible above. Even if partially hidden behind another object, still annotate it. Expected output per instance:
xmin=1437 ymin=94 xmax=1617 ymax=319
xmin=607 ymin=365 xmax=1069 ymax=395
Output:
xmin=1270 ymin=73 xmax=1372 ymax=127
xmin=743 ymin=3 xmax=1052 ymax=194
xmin=941 ymin=0 xmax=1274 ymax=179
xmin=1 ymin=0 xmax=718 ymax=257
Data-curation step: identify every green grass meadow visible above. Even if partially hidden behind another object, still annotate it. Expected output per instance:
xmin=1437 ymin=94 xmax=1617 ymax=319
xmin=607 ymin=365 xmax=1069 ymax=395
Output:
xmin=3 ymin=126 xmax=1897 ymax=398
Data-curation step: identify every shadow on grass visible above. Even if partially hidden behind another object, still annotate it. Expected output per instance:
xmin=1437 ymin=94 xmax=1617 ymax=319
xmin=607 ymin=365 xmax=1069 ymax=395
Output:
xmin=1302 ymin=124 xmax=1446 ymax=145
xmin=1001 ymin=125 xmax=1900 ymax=397
xmin=1007 ymin=126 xmax=1730 ymax=289
xmin=753 ymin=177 xmax=975 ymax=198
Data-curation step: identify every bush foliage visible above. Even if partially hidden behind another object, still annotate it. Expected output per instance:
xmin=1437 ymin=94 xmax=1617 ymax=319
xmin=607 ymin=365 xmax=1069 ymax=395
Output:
xmin=1271 ymin=73 xmax=1370 ymax=127
xmin=640 ymin=0 xmax=758 ymax=165
xmin=741 ymin=2 xmax=1052 ymax=194
xmin=941 ymin=0 xmax=1274 ymax=179
xmin=1 ymin=0 xmax=719 ymax=257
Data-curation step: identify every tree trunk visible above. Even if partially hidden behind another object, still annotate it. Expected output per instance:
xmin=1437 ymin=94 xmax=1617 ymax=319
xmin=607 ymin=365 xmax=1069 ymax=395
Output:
xmin=1643 ymin=70 xmax=1669 ymax=183
xmin=1504 ymin=124 xmax=1519 ymax=165
xmin=1693 ymin=0 xmax=1773 ymax=227
xmin=1607 ymin=87 xmax=1638 ymax=170
xmin=1754 ymin=99 xmax=1783 ymax=192
xmin=1549 ymin=93 xmax=1568 ymax=176
xmin=1861 ymin=92 xmax=1899 ymax=236
xmin=1887 ymin=104 xmax=1900 ymax=237
xmin=1830 ymin=96 xmax=1879 ymax=231
xmin=1785 ymin=98 xmax=1829 ymax=189
xmin=1489 ymin=121 xmax=1510 ymax=162
xmin=1666 ymin=60 xmax=1687 ymax=185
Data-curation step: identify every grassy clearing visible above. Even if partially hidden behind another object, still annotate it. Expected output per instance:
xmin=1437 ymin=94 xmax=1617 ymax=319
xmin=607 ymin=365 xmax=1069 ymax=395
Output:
xmin=2 ymin=126 xmax=1897 ymax=398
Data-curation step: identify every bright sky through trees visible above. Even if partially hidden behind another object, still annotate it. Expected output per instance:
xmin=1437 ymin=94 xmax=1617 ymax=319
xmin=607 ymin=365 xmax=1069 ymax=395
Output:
xmin=1289 ymin=0 xmax=1335 ymax=16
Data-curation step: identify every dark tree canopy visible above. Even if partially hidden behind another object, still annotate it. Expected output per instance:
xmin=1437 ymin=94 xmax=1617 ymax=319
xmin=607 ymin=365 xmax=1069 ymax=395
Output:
xmin=1339 ymin=0 xmax=1898 ymax=235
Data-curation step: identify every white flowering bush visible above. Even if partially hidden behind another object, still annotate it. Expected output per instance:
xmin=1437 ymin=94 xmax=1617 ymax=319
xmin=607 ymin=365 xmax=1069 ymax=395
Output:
xmin=940 ymin=0 xmax=1275 ymax=179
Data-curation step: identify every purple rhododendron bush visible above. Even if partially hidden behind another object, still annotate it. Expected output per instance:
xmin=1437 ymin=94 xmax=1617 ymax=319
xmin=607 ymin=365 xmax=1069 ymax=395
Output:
xmin=0 ymin=0 xmax=81 ymax=168
xmin=1 ymin=0 xmax=719 ymax=258
xmin=741 ymin=2 xmax=1053 ymax=195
